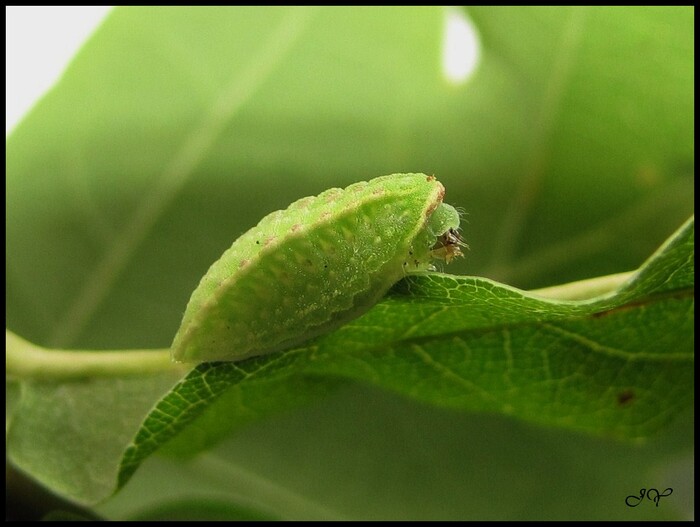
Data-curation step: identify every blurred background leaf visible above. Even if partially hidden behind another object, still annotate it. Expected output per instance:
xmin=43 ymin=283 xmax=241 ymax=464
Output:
xmin=6 ymin=5 xmax=693 ymax=520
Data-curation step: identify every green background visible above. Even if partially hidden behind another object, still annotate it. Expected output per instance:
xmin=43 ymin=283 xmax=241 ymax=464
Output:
xmin=6 ymin=6 xmax=694 ymax=520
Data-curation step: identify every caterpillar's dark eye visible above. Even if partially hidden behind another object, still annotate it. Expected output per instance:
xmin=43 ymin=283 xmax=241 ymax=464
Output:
xmin=431 ymin=228 xmax=467 ymax=263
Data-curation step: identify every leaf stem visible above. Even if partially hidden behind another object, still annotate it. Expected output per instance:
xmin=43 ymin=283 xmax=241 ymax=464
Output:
xmin=5 ymin=330 xmax=185 ymax=381
xmin=529 ymin=271 xmax=635 ymax=301
xmin=5 ymin=271 xmax=637 ymax=380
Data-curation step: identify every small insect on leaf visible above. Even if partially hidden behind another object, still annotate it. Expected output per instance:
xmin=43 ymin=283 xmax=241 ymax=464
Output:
xmin=172 ymin=173 xmax=465 ymax=363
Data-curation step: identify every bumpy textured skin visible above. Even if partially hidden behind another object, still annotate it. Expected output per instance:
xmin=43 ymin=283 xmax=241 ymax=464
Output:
xmin=172 ymin=173 xmax=456 ymax=363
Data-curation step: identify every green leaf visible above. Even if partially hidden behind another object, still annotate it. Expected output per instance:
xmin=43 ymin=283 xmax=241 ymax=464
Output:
xmin=6 ymin=372 xmax=182 ymax=504
xmin=127 ymin=498 xmax=279 ymax=521
xmin=6 ymin=5 xmax=693 ymax=519
xmin=119 ymin=216 xmax=693 ymax=486
xmin=99 ymin=386 xmax=695 ymax=521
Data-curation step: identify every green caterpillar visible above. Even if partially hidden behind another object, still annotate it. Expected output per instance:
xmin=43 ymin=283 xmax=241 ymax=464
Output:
xmin=172 ymin=173 xmax=464 ymax=363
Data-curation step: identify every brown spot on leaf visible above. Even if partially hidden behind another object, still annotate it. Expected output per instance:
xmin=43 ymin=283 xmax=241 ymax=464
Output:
xmin=617 ymin=390 xmax=635 ymax=406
